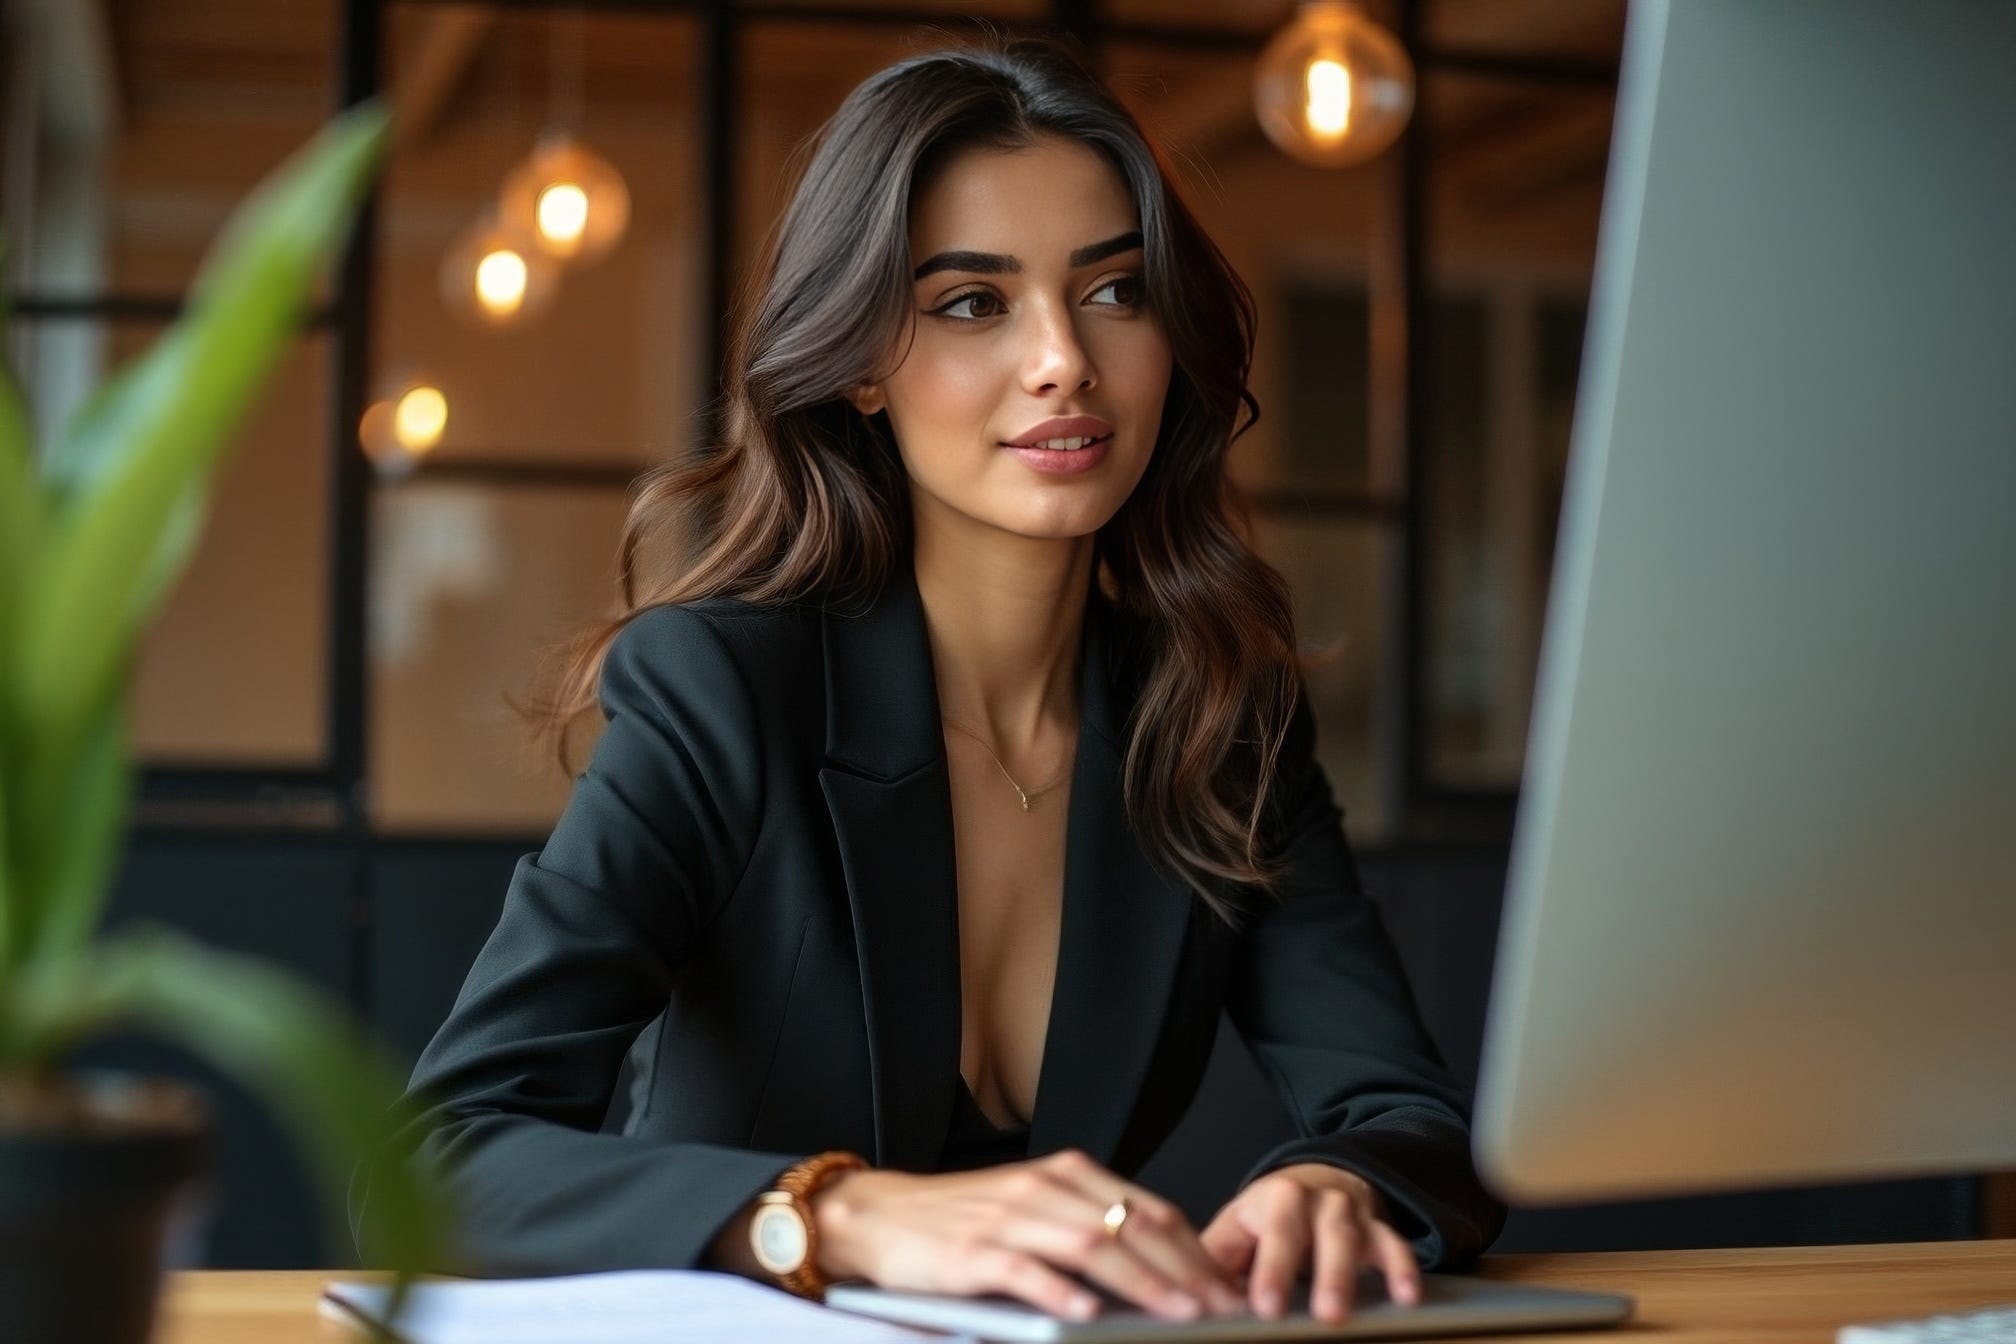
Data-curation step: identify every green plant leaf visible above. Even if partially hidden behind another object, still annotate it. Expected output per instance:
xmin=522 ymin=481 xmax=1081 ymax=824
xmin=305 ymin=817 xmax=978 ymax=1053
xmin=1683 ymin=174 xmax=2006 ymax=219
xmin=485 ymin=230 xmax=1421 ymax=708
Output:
xmin=0 ymin=314 xmax=36 ymax=684
xmin=0 ymin=751 xmax=12 ymax=969
xmin=11 ymin=102 xmax=390 ymax=801
xmin=15 ymin=931 xmax=454 ymax=1328
xmin=0 ymin=349 xmax=32 ymax=556
xmin=7 ymin=695 xmax=131 ymax=965
xmin=32 ymin=324 xmax=217 ymax=689
xmin=133 ymin=481 xmax=214 ymax=628
xmin=38 ymin=324 xmax=190 ymax=507
xmin=0 ymin=332 xmax=34 ymax=968
xmin=1 ymin=331 xmax=185 ymax=933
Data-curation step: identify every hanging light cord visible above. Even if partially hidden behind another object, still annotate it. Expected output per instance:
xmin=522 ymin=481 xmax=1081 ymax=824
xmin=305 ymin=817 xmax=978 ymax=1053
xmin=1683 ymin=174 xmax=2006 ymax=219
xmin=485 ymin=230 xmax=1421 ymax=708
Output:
xmin=551 ymin=1 xmax=586 ymax=134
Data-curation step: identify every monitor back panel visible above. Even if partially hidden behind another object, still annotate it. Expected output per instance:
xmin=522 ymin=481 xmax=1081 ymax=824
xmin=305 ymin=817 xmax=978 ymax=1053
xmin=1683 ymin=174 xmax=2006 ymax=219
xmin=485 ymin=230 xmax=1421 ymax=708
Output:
xmin=1474 ymin=0 xmax=2016 ymax=1203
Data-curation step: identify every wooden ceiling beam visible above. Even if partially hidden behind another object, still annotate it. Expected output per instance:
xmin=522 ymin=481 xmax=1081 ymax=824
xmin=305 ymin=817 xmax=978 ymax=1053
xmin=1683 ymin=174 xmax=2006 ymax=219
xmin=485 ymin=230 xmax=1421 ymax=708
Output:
xmin=392 ymin=4 xmax=498 ymax=150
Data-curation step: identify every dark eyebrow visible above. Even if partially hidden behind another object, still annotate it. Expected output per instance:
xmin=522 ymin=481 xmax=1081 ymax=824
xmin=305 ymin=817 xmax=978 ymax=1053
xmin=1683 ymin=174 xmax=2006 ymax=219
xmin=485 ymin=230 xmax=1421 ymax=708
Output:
xmin=911 ymin=229 xmax=1144 ymax=282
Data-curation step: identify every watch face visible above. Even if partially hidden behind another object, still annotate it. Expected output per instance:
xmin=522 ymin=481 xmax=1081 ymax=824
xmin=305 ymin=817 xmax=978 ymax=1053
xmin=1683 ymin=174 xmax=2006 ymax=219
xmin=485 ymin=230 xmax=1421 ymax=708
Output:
xmin=751 ymin=1203 xmax=809 ymax=1275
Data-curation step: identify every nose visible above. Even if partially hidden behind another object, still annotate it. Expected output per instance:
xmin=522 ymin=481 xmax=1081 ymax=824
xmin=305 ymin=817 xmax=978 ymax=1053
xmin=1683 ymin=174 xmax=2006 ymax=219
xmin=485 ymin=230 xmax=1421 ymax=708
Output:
xmin=1021 ymin=299 xmax=1097 ymax=397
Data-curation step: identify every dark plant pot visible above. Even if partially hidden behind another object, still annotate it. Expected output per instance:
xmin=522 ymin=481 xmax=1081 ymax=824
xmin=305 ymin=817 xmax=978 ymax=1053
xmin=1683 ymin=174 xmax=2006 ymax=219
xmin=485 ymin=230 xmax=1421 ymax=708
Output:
xmin=0 ymin=1072 xmax=212 ymax=1344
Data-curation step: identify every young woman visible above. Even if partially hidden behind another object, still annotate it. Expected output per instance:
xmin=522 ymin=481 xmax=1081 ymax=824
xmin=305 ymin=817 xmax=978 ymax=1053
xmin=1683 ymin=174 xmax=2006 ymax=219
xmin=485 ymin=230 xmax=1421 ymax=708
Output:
xmin=362 ymin=34 xmax=1505 ymax=1327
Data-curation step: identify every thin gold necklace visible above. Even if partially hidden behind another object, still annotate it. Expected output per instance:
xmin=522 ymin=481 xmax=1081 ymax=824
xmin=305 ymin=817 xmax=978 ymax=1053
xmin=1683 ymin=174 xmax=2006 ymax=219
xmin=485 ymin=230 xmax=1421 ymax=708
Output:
xmin=940 ymin=715 xmax=1071 ymax=812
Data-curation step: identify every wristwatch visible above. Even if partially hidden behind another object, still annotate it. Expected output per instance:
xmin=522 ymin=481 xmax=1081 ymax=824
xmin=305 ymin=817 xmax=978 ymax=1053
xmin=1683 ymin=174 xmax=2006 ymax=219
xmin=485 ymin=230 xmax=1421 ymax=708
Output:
xmin=748 ymin=1150 xmax=868 ymax=1300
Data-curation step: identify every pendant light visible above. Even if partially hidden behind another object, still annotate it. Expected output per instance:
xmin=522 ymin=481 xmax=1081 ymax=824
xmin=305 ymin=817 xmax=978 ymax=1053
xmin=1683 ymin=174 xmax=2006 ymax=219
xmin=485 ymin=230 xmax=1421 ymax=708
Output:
xmin=499 ymin=131 xmax=630 ymax=264
xmin=1253 ymin=1 xmax=1416 ymax=169
xmin=498 ymin=5 xmax=630 ymax=264
xmin=361 ymin=380 xmax=450 ymax=478
xmin=439 ymin=212 xmax=559 ymax=328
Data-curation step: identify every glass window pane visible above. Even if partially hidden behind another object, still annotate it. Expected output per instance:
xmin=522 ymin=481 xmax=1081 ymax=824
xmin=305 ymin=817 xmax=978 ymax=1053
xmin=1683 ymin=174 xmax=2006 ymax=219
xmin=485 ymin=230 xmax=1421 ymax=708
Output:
xmin=119 ymin=328 xmax=332 ymax=766
xmin=369 ymin=484 xmax=652 ymax=835
xmin=106 ymin=0 xmax=336 ymax=300
xmin=1249 ymin=516 xmax=1397 ymax=846
xmin=1422 ymin=293 xmax=1500 ymax=782
xmin=1275 ymin=280 xmax=1374 ymax=495
xmin=1420 ymin=73 xmax=1614 ymax=789
xmin=374 ymin=6 xmax=703 ymax=469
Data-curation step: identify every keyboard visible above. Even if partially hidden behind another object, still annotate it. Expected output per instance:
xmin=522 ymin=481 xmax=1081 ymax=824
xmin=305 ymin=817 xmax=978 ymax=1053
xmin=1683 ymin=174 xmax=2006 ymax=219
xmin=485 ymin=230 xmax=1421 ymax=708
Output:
xmin=1839 ymin=1304 xmax=2016 ymax=1343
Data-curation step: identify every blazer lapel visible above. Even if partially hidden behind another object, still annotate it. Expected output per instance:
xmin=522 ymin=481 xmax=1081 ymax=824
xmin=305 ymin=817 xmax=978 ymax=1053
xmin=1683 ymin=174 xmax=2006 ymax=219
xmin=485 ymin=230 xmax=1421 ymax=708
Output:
xmin=818 ymin=568 xmax=961 ymax=1172
xmin=1026 ymin=592 xmax=1193 ymax=1168
xmin=818 ymin=564 xmax=1195 ymax=1174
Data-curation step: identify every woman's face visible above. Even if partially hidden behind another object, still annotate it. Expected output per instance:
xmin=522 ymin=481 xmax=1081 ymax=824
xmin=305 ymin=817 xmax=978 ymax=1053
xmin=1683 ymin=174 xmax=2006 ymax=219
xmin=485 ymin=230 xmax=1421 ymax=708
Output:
xmin=851 ymin=133 xmax=1173 ymax=544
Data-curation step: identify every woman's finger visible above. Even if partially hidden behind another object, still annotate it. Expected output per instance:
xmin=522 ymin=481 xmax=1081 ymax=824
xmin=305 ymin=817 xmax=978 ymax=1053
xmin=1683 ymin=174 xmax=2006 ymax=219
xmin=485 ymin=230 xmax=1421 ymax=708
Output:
xmin=1307 ymin=1190 xmax=1363 ymax=1324
xmin=988 ymin=1208 xmax=1203 ymax=1322
xmin=1107 ymin=1194 xmax=1245 ymax=1314
xmin=1244 ymin=1182 xmax=1312 ymax=1319
xmin=1368 ymin=1217 xmax=1423 ymax=1306
xmin=961 ymin=1246 xmax=1103 ymax=1322
xmin=1197 ymin=1210 xmax=1256 ymax=1281
xmin=1038 ymin=1151 xmax=1243 ymax=1314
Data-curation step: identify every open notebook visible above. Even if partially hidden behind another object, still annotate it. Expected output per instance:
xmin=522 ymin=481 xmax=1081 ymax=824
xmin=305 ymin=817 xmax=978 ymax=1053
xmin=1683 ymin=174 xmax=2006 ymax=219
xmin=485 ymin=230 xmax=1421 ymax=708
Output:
xmin=320 ymin=1271 xmax=951 ymax=1344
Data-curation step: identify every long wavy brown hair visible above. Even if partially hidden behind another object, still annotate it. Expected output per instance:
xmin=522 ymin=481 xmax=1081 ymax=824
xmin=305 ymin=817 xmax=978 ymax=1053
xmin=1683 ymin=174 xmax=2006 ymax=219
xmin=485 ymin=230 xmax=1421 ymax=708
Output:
xmin=516 ymin=32 xmax=1307 ymax=926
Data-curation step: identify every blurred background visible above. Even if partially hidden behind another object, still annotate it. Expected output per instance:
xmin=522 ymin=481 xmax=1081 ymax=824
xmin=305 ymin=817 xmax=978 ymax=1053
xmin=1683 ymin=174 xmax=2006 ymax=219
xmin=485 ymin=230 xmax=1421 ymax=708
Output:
xmin=2 ymin=0 xmax=1999 ymax=1268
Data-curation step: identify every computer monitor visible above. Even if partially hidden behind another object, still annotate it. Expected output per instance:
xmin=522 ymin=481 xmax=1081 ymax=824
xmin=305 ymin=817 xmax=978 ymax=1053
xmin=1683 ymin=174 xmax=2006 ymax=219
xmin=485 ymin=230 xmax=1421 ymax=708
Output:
xmin=1472 ymin=0 xmax=2016 ymax=1205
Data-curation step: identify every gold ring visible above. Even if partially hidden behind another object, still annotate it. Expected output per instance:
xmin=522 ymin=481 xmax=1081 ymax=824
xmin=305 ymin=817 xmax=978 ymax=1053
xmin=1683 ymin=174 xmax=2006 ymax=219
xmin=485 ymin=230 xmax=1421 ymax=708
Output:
xmin=1102 ymin=1197 xmax=1132 ymax=1239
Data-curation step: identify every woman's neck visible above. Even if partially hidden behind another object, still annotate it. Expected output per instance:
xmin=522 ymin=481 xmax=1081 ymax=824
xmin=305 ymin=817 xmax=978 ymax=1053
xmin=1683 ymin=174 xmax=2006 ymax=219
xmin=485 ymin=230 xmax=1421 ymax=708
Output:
xmin=911 ymin=518 xmax=1093 ymax=753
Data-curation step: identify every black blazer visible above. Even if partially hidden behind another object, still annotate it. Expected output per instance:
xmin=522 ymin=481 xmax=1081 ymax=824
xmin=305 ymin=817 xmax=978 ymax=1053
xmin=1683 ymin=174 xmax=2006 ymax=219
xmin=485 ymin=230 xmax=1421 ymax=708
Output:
xmin=359 ymin=564 xmax=1506 ymax=1276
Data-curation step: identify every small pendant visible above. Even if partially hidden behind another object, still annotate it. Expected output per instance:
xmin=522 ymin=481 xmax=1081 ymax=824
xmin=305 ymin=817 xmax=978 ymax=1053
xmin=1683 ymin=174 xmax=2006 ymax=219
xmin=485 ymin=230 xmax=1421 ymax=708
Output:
xmin=1018 ymin=794 xmax=1031 ymax=812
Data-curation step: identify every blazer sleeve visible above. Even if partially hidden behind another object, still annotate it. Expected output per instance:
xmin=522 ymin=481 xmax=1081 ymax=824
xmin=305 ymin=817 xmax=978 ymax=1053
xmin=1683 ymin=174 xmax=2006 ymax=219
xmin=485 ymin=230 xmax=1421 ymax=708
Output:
xmin=1222 ymin=686 xmax=1508 ymax=1270
xmin=350 ymin=605 xmax=806 ymax=1276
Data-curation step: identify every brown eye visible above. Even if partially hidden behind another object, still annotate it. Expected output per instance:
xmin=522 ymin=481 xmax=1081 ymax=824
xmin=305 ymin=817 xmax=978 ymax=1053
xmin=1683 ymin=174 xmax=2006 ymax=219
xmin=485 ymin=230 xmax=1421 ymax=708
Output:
xmin=1092 ymin=274 xmax=1145 ymax=308
xmin=938 ymin=290 xmax=1004 ymax=320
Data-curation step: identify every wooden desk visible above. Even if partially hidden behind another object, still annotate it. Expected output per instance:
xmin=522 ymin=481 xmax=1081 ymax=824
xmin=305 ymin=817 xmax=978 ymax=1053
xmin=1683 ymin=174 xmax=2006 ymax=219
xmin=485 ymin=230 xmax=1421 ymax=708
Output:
xmin=159 ymin=1239 xmax=2016 ymax=1343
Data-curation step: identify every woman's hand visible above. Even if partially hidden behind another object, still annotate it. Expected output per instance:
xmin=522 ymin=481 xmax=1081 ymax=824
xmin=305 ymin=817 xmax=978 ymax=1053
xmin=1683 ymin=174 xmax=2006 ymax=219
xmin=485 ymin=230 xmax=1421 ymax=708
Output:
xmin=812 ymin=1149 xmax=1246 ymax=1321
xmin=1198 ymin=1163 xmax=1422 ymax=1324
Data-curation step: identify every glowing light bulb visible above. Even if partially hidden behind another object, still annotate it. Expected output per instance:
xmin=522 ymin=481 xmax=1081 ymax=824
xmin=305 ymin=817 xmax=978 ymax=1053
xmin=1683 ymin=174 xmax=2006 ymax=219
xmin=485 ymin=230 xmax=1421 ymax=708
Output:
xmin=441 ymin=215 xmax=556 ymax=328
xmin=1305 ymin=58 xmax=1352 ymax=138
xmin=536 ymin=182 xmax=590 ymax=247
xmin=502 ymin=135 xmax=629 ymax=263
xmin=474 ymin=247 xmax=530 ymax=317
xmin=393 ymin=385 xmax=448 ymax=453
xmin=1254 ymin=2 xmax=1414 ymax=169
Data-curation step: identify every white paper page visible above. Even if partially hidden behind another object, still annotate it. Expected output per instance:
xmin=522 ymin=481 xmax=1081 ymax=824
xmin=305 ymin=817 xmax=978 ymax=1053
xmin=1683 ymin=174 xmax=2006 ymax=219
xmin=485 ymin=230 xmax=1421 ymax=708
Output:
xmin=321 ymin=1270 xmax=967 ymax=1344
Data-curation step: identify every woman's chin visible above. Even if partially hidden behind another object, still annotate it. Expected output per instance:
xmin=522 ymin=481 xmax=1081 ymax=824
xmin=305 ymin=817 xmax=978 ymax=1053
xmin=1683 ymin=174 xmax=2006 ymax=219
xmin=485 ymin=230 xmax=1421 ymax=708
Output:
xmin=996 ymin=499 xmax=1125 ymax=542
xmin=911 ymin=480 xmax=1129 ymax=545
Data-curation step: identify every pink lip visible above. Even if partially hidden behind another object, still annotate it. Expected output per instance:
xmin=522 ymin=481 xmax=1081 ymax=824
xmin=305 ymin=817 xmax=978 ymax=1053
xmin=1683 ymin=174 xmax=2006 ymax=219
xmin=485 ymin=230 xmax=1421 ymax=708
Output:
xmin=1007 ymin=435 xmax=1112 ymax=475
xmin=1002 ymin=414 xmax=1115 ymax=448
